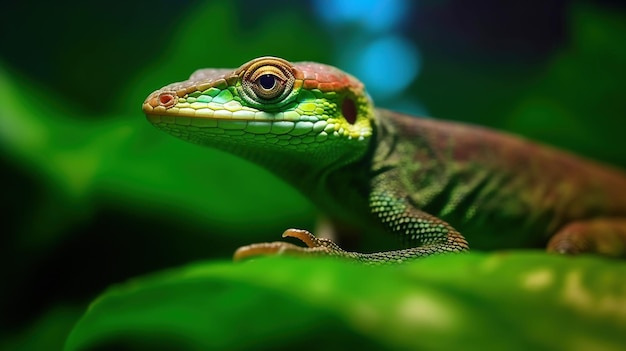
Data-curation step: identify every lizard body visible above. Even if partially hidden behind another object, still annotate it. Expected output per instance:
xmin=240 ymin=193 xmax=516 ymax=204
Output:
xmin=143 ymin=56 xmax=626 ymax=263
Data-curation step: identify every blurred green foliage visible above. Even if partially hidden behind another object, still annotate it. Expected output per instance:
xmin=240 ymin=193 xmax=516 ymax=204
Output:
xmin=0 ymin=1 xmax=625 ymax=350
xmin=66 ymin=254 xmax=626 ymax=350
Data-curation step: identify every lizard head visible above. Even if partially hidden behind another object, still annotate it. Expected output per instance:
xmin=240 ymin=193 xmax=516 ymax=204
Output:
xmin=142 ymin=56 xmax=375 ymax=177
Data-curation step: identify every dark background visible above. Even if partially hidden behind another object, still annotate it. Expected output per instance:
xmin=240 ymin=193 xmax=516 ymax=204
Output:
xmin=1 ymin=0 xmax=624 ymax=349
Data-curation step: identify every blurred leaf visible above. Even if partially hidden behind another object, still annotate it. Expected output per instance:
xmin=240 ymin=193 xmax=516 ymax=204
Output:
xmin=66 ymin=253 xmax=626 ymax=350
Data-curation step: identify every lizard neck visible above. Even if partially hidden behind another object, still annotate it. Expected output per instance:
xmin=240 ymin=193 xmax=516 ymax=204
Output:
xmin=200 ymin=136 xmax=372 ymax=199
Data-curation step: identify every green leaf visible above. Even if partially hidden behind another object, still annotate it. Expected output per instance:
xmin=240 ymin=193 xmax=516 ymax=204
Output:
xmin=66 ymin=253 xmax=626 ymax=351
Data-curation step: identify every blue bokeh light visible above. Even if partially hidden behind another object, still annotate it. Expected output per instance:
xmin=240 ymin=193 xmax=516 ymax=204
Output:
xmin=312 ymin=0 xmax=408 ymax=33
xmin=351 ymin=36 xmax=420 ymax=100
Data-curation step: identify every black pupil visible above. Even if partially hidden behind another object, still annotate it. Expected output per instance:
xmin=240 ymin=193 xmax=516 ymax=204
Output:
xmin=259 ymin=74 xmax=276 ymax=90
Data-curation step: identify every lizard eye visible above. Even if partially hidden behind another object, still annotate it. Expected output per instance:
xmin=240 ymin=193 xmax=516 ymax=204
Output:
xmin=253 ymin=73 xmax=284 ymax=99
xmin=239 ymin=59 xmax=296 ymax=105
xmin=259 ymin=74 xmax=277 ymax=90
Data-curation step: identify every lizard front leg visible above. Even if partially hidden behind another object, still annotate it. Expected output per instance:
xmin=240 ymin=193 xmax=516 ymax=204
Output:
xmin=233 ymin=190 xmax=469 ymax=264
xmin=365 ymin=190 xmax=470 ymax=261
xmin=547 ymin=218 xmax=626 ymax=258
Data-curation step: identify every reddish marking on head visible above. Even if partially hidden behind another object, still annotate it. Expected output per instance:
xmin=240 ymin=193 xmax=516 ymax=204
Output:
xmin=342 ymin=98 xmax=357 ymax=124
xmin=294 ymin=62 xmax=363 ymax=92
xmin=158 ymin=92 xmax=177 ymax=108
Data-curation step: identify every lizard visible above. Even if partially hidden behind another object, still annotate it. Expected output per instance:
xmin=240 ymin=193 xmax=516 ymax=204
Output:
xmin=142 ymin=56 xmax=626 ymax=263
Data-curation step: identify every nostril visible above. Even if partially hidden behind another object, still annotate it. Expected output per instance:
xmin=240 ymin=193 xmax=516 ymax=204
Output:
xmin=158 ymin=92 xmax=177 ymax=107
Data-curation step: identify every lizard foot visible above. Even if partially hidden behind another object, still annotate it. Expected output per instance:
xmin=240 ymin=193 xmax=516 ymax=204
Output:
xmin=233 ymin=228 xmax=351 ymax=261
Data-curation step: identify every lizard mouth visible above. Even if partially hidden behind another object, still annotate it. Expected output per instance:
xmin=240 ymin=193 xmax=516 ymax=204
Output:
xmin=144 ymin=93 xmax=328 ymax=138
xmin=146 ymin=113 xmax=309 ymax=135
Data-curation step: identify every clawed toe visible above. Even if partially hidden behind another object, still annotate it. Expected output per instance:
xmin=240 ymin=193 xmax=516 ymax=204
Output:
xmin=233 ymin=228 xmax=348 ymax=261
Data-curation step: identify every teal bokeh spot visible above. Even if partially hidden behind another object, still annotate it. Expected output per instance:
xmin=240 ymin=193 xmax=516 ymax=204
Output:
xmin=354 ymin=36 xmax=420 ymax=100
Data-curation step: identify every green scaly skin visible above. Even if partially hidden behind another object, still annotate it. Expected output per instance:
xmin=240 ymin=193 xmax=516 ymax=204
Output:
xmin=143 ymin=56 xmax=626 ymax=263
